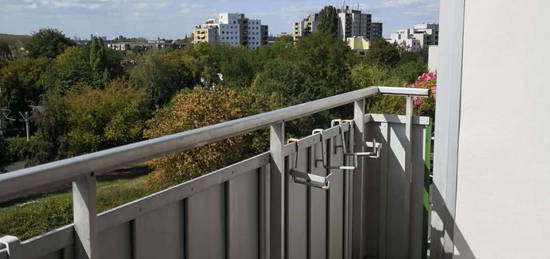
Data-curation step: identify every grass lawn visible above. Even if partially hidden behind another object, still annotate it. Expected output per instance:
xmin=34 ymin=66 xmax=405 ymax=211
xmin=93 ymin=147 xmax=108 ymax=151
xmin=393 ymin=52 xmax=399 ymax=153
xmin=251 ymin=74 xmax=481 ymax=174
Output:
xmin=0 ymin=173 xmax=154 ymax=240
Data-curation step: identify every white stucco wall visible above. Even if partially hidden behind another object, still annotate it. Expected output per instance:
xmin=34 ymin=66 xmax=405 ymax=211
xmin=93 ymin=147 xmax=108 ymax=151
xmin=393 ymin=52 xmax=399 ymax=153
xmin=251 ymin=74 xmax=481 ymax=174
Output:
xmin=455 ymin=1 xmax=550 ymax=258
xmin=428 ymin=45 xmax=438 ymax=72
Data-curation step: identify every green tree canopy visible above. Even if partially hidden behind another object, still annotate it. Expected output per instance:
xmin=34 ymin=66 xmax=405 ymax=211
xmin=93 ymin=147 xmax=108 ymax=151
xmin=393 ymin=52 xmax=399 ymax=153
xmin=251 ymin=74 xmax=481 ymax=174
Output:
xmin=64 ymin=80 xmax=148 ymax=156
xmin=39 ymin=46 xmax=93 ymax=95
xmin=0 ymin=57 xmax=50 ymax=113
xmin=88 ymin=36 xmax=109 ymax=85
xmin=253 ymin=32 xmax=357 ymax=106
xmin=317 ymin=6 xmax=339 ymax=36
xmin=31 ymin=92 xmax=69 ymax=163
xmin=26 ymin=29 xmax=76 ymax=59
xmin=365 ymin=39 xmax=401 ymax=67
xmin=144 ymin=86 xmax=267 ymax=188
xmin=128 ymin=49 xmax=194 ymax=108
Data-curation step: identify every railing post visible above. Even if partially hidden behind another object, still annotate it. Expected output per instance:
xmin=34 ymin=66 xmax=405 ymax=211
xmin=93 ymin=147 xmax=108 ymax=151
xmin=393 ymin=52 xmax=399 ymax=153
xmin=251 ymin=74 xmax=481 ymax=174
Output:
xmin=73 ymin=172 xmax=98 ymax=259
xmin=406 ymin=96 xmax=423 ymax=259
xmin=0 ymin=235 xmax=21 ymax=259
xmin=270 ymin=122 xmax=285 ymax=259
xmin=352 ymin=99 xmax=365 ymax=259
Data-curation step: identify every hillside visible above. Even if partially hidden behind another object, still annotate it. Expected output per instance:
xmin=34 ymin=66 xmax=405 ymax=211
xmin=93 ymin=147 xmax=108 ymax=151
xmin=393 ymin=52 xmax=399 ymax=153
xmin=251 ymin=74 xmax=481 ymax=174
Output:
xmin=0 ymin=33 xmax=31 ymax=46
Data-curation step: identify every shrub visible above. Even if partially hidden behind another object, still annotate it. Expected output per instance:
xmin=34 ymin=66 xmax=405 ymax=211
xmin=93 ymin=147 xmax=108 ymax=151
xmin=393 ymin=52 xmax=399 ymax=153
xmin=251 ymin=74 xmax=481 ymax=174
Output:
xmin=144 ymin=86 xmax=268 ymax=189
xmin=410 ymin=72 xmax=437 ymax=117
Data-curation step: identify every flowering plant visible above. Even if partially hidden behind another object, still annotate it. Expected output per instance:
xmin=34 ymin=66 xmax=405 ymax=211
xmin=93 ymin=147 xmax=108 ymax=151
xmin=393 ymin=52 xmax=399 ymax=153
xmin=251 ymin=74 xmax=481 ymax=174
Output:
xmin=410 ymin=72 xmax=437 ymax=117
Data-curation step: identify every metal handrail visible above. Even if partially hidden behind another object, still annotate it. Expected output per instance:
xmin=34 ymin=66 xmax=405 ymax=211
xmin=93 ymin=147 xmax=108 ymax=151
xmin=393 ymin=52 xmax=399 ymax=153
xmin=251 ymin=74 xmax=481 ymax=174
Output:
xmin=0 ymin=86 xmax=428 ymax=202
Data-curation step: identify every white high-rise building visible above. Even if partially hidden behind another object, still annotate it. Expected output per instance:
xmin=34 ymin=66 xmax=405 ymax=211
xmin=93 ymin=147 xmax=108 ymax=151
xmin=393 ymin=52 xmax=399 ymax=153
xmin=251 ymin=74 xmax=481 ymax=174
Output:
xmin=293 ymin=6 xmax=380 ymax=42
xmin=193 ymin=13 xmax=268 ymax=50
xmin=389 ymin=23 xmax=439 ymax=51
xmin=337 ymin=5 xmax=371 ymax=42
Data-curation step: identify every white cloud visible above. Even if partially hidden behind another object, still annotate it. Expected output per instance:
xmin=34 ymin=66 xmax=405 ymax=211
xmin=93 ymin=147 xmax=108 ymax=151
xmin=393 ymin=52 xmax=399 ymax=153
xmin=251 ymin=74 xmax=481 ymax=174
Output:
xmin=404 ymin=11 xmax=428 ymax=16
xmin=383 ymin=0 xmax=426 ymax=8
xmin=50 ymin=1 xmax=102 ymax=10
xmin=179 ymin=2 xmax=205 ymax=14
xmin=280 ymin=3 xmax=324 ymax=19
xmin=0 ymin=0 xmax=39 ymax=12
xmin=249 ymin=11 xmax=273 ymax=18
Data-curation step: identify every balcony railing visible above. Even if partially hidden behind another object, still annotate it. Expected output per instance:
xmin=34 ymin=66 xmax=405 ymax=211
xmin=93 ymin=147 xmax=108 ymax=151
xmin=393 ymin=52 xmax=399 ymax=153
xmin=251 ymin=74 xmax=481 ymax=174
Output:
xmin=0 ymin=86 xmax=429 ymax=259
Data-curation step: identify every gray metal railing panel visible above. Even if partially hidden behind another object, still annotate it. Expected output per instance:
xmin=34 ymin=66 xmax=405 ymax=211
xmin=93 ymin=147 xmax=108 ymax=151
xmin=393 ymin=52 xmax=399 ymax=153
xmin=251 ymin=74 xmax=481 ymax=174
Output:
xmin=98 ymin=222 xmax=132 ymax=259
xmin=96 ymin=153 xmax=269 ymax=232
xmin=0 ymin=86 xmax=428 ymax=202
xmin=227 ymin=170 xmax=261 ymax=259
xmin=0 ymin=87 xmax=431 ymax=259
xmin=284 ymin=121 xmax=353 ymax=259
xmin=9 ymin=154 xmax=269 ymax=259
xmin=19 ymin=225 xmax=74 ymax=259
xmin=362 ymin=114 xmax=429 ymax=259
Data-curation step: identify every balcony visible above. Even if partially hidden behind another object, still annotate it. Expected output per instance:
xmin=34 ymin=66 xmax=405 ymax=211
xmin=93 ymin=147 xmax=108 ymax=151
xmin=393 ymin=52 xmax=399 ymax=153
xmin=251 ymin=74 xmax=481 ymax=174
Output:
xmin=0 ymin=86 xmax=430 ymax=259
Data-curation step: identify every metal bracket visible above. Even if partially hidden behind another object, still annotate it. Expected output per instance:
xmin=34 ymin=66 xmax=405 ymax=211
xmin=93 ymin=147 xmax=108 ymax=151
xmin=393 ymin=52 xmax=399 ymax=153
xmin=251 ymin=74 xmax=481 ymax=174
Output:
xmin=0 ymin=235 xmax=22 ymax=259
xmin=288 ymin=121 xmax=383 ymax=190
xmin=288 ymin=137 xmax=330 ymax=189
xmin=357 ymin=139 xmax=383 ymax=159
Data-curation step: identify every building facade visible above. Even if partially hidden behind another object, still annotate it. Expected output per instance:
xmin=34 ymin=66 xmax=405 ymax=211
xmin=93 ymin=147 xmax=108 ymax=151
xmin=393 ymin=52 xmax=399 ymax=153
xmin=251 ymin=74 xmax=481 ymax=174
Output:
xmin=370 ymin=22 xmax=383 ymax=40
xmin=337 ymin=6 xmax=371 ymax=42
xmin=389 ymin=23 xmax=439 ymax=51
xmin=293 ymin=6 xmax=380 ymax=42
xmin=193 ymin=13 xmax=268 ymax=50
xmin=293 ymin=13 xmax=318 ymax=41
xmin=346 ymin=36 xmax=370 ymax=55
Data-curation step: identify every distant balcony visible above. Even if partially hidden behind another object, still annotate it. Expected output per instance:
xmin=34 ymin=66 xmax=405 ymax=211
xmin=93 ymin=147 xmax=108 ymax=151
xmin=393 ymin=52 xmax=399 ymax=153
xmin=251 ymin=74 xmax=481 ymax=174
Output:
xmin=0 ymin=86 xmax=431 ymax=259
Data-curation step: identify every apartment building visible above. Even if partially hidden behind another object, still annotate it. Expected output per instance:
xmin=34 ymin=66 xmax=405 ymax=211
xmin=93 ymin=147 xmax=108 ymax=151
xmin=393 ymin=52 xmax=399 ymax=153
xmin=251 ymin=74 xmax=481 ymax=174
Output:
xmin=194 ymin=19 xmax=219 ymax=44
xmin=370 ymin=22 xmax=383 ymax=40
xmin=293 ymin=13 xmax=318 ymax=40
xmin=293 ymin=6 xmax=380 ymax=42
xmin=389 ymin=23 xmax=439 ymax=51
xmin=193 ymin=13 xmax=268 ymax=50
xmin=337 ymin=5 xmax=371 ymax=42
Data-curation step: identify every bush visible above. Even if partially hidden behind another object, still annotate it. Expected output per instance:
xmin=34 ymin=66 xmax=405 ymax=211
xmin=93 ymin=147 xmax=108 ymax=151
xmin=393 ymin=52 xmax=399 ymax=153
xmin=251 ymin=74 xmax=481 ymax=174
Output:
xmin=144 ymin=86 xmax=268 ymax=189
xmin=6 ymin=136 xmax=28 ymax=161
xmin=65 ymin=80 xmax=148 ymax=156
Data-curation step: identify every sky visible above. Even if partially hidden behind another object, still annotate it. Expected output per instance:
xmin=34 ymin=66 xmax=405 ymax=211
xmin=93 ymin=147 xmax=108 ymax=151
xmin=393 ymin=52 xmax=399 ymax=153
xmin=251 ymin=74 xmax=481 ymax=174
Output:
xmin=0 ymin=0 xmax=439 ymax=39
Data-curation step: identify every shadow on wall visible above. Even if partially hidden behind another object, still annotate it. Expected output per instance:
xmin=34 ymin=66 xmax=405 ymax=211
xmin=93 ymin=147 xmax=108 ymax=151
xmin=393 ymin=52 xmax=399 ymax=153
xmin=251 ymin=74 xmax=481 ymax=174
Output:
xmin=430 ymin=186 xmax=476 ymax=259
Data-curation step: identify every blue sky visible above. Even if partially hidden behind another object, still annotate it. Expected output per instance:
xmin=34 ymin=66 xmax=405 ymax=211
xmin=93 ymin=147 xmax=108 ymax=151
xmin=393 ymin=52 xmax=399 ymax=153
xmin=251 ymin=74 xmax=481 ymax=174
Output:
xmin=0 ymin=0 xmax=439 ymax=39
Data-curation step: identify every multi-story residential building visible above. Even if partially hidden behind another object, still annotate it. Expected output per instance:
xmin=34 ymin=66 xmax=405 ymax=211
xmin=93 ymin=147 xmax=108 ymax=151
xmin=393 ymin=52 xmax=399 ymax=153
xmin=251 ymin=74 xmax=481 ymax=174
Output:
xmin=413 ymin=23 xmax=439 ymax=45
xmin=193 ymin=13 xmax=268 ymax=50
xmin=107 ymin=39 xmax=186 ymax=51
xmin=293 ymin=13 xmax=318 ymax=41
xmin=293 ymin=6 xmax=380 ymax=42
xmin=346 ymin=36 xmax=370 ymax=55
xmin=389 ymin=23 xmax=439 ymax=51
xmin=194 ymin=19 xmax=219 ymax=44
xmin=260 ymin=25 xmax=269 ymax=45
xmin=337 ymin=5 xmax=371 ymax=42
xmin=370 ymin=22 xmax=383 ymax=40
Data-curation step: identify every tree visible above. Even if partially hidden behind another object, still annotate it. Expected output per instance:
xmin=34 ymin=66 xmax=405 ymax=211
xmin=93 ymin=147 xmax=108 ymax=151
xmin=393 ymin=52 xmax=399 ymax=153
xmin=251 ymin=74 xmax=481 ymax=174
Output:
xmin=391 ymin=60 xmax=427 ymax=83
xmin=40 ymin=43 xmax=123 ymax=94
xmin=211 ymin=45 xmax=256 ymax=89
xmin=317 ymin=6 xmax=339 ymax=37
xmin=31 ymin=92 xmax=69 ymax=163
xmin=38 ymin=46 xmax=93 ymax=95
xmin=0 ymin=57 xmax=50 ymax=113
xmin=88 ymin=36 xmax=109 ymax=85
xmin=64 ymin=80 xmax=148 ymax=156
xmin=254 ymin=33 xmax=358 ymax=106
xmin=26 ymin=29 xmax=76 ymax=59
xmin=365 ymin=39 xmax=401 ymax=67
xmin=128 ymin=49 xmax=194 ymax=108
xmin=144 ymin=86 xmax=267 ymax=188
xmin=351 ymin=62 xmax=409 ymax=115
xmin=0 ymin=42 xmax=11 ymax=68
